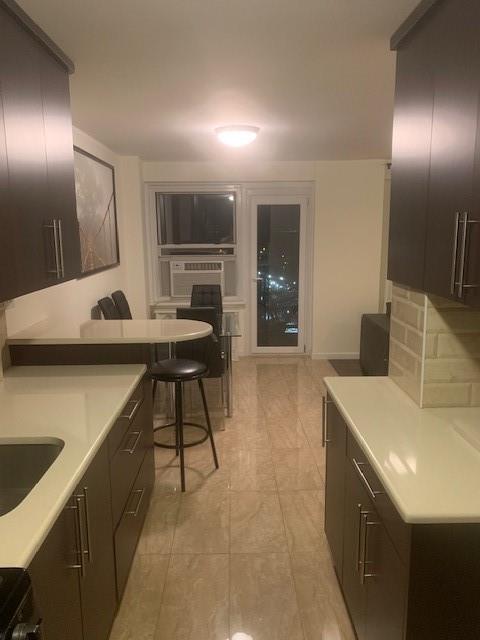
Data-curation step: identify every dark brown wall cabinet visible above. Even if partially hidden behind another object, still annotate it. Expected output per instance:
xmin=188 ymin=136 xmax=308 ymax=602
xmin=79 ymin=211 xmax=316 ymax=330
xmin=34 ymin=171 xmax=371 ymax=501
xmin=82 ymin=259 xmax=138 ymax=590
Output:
xmin=388 ymin=0 xmax=480 ymax=306
xmin=28 ymin=378 xmax=154 ymax=640
xmin=324 ymin=393 xmax=480 ymax=639
xmin=0 ymin=2 xmax=80 ymax=303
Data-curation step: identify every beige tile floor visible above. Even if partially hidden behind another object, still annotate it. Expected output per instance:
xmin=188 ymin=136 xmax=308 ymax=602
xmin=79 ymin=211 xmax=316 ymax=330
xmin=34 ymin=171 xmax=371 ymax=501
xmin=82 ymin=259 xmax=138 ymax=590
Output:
xmin=109 ymin=356 xmax=355 ymax=640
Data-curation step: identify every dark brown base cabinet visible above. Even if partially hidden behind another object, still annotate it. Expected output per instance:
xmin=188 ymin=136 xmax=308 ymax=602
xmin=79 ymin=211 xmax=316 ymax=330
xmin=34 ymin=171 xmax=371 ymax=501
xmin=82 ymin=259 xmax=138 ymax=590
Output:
xmin=324 ymin=393 xmax=480 ymax=640
xmin=28 ymin=377 xmax=154 ymax=640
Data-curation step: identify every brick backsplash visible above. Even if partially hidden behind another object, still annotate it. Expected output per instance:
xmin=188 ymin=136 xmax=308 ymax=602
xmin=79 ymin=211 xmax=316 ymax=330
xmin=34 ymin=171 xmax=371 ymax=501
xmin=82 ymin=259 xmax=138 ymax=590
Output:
xmin=389 ymin=284 xmax=480 ymax=407
xmin=388 ymin=284 xmax=426 ymax=405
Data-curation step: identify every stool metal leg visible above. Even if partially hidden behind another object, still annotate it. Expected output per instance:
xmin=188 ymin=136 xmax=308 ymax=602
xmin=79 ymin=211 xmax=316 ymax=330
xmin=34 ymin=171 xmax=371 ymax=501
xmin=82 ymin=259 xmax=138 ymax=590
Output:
xmin=176 ymin=381 xmax=186 ymax=492
xmin=198 ymin=378 xmax=219 ymax=469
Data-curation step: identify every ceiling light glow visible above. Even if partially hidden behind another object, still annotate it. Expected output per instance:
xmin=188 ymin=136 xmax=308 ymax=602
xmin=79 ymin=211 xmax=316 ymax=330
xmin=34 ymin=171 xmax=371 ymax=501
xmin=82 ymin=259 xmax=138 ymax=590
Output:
xmin=215 ymin=125 xmax=259 ymax=147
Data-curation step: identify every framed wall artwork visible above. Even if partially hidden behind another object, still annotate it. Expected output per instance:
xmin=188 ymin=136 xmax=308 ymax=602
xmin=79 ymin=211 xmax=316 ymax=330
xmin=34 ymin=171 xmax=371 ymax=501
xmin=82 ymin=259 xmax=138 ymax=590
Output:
xmin=73 ymin=146 xmax=120 ymax=276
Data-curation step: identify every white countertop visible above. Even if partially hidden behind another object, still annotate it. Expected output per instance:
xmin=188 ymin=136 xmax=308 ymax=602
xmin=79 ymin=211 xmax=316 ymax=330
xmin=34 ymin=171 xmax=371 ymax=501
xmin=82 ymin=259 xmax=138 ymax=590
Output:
xmin=0 ymin=364 xmax=146 ymax=568
xmin=324 ymin=376 xmax=480 ymax=524
xmin=7 ymin=318 xmax=212 ymax=345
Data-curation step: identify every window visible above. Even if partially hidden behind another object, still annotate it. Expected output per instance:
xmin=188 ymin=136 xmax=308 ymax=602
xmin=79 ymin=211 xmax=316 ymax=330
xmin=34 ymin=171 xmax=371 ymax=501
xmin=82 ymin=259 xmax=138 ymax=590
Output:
xmin=156 ymin=193 xmax=236 ymax=246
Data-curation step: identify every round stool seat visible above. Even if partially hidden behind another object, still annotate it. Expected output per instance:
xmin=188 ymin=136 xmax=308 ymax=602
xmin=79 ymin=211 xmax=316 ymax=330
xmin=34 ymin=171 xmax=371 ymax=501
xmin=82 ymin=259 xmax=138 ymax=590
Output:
xmin=150 ymin=358 xmax=208 ymax=382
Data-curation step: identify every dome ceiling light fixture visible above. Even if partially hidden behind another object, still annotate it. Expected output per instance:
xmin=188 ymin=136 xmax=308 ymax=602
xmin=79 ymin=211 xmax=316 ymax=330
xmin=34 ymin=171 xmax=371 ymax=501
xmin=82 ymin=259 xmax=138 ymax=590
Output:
xmin=215 ymin=125 xmax=260 ymax=147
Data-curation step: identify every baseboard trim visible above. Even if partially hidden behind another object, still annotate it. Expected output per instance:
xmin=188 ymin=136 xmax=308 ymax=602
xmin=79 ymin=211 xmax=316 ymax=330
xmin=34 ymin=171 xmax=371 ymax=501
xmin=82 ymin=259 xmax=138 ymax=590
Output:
xmin=312 ymin=352 xmax=360 ymax=360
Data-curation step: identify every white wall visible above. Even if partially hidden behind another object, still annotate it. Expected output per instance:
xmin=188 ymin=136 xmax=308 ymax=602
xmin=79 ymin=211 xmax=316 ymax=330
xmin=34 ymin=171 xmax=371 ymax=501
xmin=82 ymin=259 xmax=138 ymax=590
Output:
xmin=5 ymin=128 xmax=127 ymax=335
xmin=312 ymin=160 xmax=387 ymax=359
xmin=143 ymin=159 xmax=388 ymax=359
xmin=116 ymin=156 xmax=149 ymax=317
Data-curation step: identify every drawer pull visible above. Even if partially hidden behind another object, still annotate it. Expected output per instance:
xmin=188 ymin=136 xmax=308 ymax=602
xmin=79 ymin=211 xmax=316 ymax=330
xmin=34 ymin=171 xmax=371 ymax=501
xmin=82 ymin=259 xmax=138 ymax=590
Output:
xmin=120 ymin=399 xmax=142 ymax=422
xmin=359 ymin=511 xmax=380 ymax=585
xmin=126 ymin=488 xmax=145 ymax=517
xmin=82 ymin=486 xmax=93 ymax=563
xmin=66 ymin=498 xmax=85 ymax=576
xmin=352 ymin=458 xmax=384 ymax=501
xmin=121 ymin=430 xmax=142 ymax=454
xmin=321 ymin=396 xmax=333 ymax=447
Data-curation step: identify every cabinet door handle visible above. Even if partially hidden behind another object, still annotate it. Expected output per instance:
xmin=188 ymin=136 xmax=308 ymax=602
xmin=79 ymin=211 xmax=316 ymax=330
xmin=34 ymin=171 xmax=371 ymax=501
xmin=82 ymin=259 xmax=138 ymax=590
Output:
xmin=57 ymin=218 xmax=65 ymax=278
xmin=121 ymin=430 xmax=142 ymax=454
xmin=66 ymin=498 xmax=84 ymax=576
xmin=352 ymin=458 xmax=384 ymax=501
xmin=450 ymin=212 xmax=461 ymax=295
xmin=45 ymin=220 xmax=62 ymax=279
xmin=82 ymin=486 xmax=93 ymax=564
xmin=322 ymin=396 xmax=332 ymax=447
xmin=120 ymin=399 xmax=142 ymax=422
xmin=455 ymin=212 xmax=479 ymax=297
xmin=359 ymin=513 xmax=380 ymax=585
xmin=67 ymin=496 xmax=87 ymax=577
xmin=126 ymin=488 xmax=145 ymax=517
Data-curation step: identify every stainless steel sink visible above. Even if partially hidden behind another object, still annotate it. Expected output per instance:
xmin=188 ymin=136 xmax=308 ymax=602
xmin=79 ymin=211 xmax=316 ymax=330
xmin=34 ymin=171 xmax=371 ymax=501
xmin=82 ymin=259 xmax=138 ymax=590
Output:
xmin=0 ymin=439 xmax=64 ymax=516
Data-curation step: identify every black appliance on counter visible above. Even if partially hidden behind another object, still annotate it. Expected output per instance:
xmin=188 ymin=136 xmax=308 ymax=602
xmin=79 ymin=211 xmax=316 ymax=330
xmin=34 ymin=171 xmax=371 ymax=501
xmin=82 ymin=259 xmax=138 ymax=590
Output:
xmin=0 ymin=569 xmax=41 ymax=640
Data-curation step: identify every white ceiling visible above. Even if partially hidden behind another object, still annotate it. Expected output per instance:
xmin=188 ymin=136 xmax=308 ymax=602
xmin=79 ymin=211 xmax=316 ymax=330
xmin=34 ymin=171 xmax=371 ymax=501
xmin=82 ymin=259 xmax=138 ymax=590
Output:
xmin=19 ymin=0 xmax=419 ymax=161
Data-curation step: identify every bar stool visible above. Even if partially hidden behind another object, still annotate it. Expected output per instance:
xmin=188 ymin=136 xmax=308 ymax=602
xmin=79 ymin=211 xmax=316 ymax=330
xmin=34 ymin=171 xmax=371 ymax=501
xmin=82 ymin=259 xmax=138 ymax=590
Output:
xmin=151 ymin=358 xmax=219 ymax=492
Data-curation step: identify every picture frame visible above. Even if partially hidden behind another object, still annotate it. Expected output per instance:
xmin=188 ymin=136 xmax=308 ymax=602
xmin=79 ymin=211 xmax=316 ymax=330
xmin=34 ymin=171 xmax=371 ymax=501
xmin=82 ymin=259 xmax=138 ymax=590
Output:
xmin=73 ymin=146 xmax=120 ymax=276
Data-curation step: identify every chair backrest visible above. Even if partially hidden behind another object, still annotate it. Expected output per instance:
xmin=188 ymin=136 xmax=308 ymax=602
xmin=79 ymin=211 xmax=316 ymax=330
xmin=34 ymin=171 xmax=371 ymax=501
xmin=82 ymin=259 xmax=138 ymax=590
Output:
xmin=112 ymin=290 xmax=133 ymax=319
xmin=97 ymin=296 xmax=120 ymax=319
xmin=175 ymin=307 xmax=224 ymax=378
xmin=191 ymin=284 xmax=223 ymax=315
xmin=177 ymin=306 xmax=221 ymax=337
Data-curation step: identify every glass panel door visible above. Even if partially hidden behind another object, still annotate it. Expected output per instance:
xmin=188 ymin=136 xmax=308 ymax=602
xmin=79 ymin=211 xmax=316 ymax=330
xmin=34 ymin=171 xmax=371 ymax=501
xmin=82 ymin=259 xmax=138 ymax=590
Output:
xmin=251 ymin=198 xmax=305 ymax=352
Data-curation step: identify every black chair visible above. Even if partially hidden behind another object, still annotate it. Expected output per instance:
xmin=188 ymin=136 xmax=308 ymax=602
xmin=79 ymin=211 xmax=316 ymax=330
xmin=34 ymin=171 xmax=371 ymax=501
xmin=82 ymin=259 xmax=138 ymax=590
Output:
xmin=191 ymin=284 xmax=223 ymax=315
xmin=151 ymin=306 xmax=225 ymax=404
xmin=97 ymin=296 xmax=120 ymax=319
xmin=151 ymin=359 xmax=219 ymax=492
xmin=112 ymin=290 xmax=133 ymax=319
xmin=176 ymin=307 xmax=224 ymax=379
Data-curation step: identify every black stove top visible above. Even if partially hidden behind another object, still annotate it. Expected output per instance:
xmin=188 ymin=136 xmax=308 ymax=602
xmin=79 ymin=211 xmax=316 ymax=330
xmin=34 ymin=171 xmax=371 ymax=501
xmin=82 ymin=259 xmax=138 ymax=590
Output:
xmin=0 ymin=568 xmax=31 ymax=630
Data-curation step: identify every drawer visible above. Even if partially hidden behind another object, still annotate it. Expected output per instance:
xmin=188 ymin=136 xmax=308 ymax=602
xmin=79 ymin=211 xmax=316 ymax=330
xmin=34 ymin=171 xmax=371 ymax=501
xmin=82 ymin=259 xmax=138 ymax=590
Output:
xmin=110 ymin=392 xmax=153 ymax=526
xmin=108 ymin=379 xmax=146 ymax=459
xmin=347 ymin=431 xmax=411 ymax=563
xmin=114 ymin=447 xmax=154 ymax=599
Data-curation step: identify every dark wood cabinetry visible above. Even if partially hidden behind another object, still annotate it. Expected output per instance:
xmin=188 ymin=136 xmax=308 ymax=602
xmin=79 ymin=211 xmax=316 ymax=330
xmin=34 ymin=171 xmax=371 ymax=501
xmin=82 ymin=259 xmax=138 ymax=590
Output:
xmin=28 ymin=496 xmax=84 ymax=640
xmin=324 ymin=392 xmax=480 ymax=639
xmin=388 ymin=0 xmax=480 ymax=305
xmin=324 ymin=397 xmax=347 ymax=577
xmin=28 ymin=378 xmax=154 ymax=640
xmin=0 ymin=1 xmax=80 ymax=303
xmin=75 ymin=440 xmax=117 ymax=640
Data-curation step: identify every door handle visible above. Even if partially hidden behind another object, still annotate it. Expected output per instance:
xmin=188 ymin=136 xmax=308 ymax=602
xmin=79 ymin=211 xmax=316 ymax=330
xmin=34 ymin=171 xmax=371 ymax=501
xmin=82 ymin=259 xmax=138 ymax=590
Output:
xmin=322 ymin=396 xmax=332 ymax=447
xmin=252 ymin=277 xmax=263 ymax=282
xmin=352 ymin=458 xmax=384 ymax=501
xmin=82 ymin=486 xmax=93 ymax=563
xmin=454 ymin=212 xmax=479 ymax=298
xmin=450 ymin=212 xmax=460 ymax=295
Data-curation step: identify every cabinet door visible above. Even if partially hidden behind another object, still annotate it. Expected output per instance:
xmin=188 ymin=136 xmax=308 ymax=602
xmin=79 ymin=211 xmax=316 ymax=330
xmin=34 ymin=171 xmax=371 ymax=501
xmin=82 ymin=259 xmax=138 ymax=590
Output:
xmin=0 ymin=8 xmax=49 ymax=298
xmin=0 ymin=77 xmax=17 ymax=301
xmin=342 ymin=459 xmax=372 ymax=640
xmin=365 ymin=519 xmax=407 ymax=640
xmin=28 ymin=498 xmax=83 ymax=640
xmin=423 ymin=0 xmax=480 ymax=300
xmin=388 ymin=12 xmax=435 ymax=290
xmin=324 ymin=396 xmax=347 ymax=578
xmin=39 ymin=43 xmax=81 ymax=282
xmin=76 ymin=439 xmax=117 ymax=640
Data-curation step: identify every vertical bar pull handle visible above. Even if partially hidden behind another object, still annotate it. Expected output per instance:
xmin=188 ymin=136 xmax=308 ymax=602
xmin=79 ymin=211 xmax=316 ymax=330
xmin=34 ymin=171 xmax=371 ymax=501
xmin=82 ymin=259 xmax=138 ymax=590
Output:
xmin=450 ymin=212 xmax=460 ymax=295
xmin=57 ymin=218 xmax=65 ymax=278
xmin=457 ymin=212 xmax=469 ymax=298
xmin=322 ymin=396 xmax=332 ymax=447
xmin=83 ymin=487 xmax=93 ymax=563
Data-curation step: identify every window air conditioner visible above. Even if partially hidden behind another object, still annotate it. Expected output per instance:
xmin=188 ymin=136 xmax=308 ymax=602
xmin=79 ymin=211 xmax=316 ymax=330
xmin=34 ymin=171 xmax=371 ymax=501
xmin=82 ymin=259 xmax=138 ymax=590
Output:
xmin=170 ymin=260 xmax=224 ymax=298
